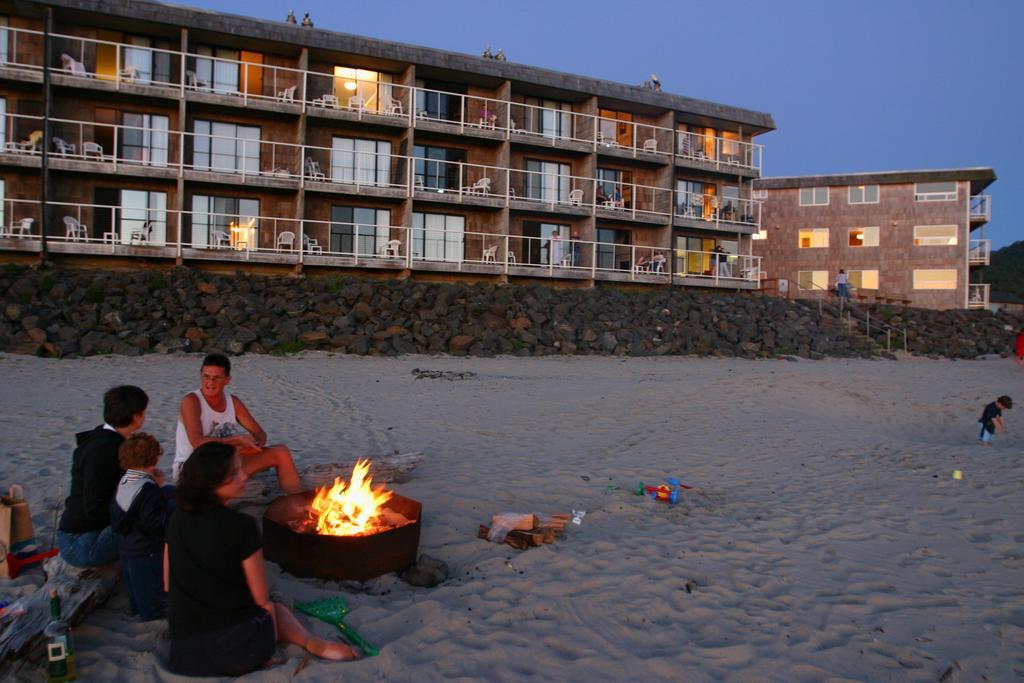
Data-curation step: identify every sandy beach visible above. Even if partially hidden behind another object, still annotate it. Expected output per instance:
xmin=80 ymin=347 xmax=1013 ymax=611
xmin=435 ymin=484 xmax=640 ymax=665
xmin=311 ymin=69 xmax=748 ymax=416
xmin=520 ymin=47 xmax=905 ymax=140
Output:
xmin=0 ymin=352 xmax=1021 ymax=682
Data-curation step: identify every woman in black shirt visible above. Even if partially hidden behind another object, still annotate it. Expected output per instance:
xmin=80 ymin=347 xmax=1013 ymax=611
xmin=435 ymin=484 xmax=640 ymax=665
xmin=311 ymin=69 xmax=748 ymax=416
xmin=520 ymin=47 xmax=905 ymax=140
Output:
xmin=165 ymin=442 xmax=358 ymax=676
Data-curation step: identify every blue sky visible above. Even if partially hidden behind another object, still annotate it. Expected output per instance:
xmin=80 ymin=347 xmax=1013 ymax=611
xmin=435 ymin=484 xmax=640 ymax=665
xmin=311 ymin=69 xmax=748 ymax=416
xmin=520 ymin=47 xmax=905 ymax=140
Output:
xmin=196 ymin=0 xmax=1022 ymax=250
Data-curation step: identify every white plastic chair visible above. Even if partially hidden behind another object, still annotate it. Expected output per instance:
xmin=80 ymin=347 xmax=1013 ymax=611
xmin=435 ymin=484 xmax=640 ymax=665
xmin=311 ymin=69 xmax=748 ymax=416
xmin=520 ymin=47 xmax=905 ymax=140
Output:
xmin=276 ymin=231 xmax=296 ymax=250
xmin=312 ymin=94 xmax=338 ymax=108
xmin=185 ymin=70 xmax=210 ymax=90
xmin=63 ymin=216 xmax=87 ymax=240
xmin=462 ymin=177 xmax=491 ymax=195
xmin=568 ymin=189 xmax=584 ymax=206
xmin=212 ymin=229 xmax=231 ymax=248
xmin=507 ymin=250 xmax=517 ymax=265
xmin=60 ymin=54 xmax=90 ymax=77
xmin=82 ymin=141 xmax=104 ymax=159
xmin=305 ymin=158 xmax=325 ymax=180
xmin=129 ymin=221 xmax=153 ymax=244
xmin=385 ymin=99 xmax=404 ymax=116
xmin=348 ymin=95 xmax=365 ymax=111
xmin=277 ymin=85 xmax=297 ymax=102
xmin=53 ymin=137 xmax=76 ymax=156
xmin=303 ymin=234 xmax=323 ymax=254
xmin=120 ymin=66 xmax=140 ymax=81
xmin=384 ymin=239 xmax=401 ymax=257
xmin=642 ymin=138 xmax=658 ymax=153
xmin=7 ymin=217 xmax=33 ymax=238
xmin=482 ymin=245 xmax=497 ymax=263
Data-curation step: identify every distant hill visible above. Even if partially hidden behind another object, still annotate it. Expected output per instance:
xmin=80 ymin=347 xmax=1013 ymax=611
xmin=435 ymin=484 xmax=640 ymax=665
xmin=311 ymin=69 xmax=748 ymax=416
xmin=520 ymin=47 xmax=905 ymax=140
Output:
xmin=982 ymin=241 xmax=1024 ymax=299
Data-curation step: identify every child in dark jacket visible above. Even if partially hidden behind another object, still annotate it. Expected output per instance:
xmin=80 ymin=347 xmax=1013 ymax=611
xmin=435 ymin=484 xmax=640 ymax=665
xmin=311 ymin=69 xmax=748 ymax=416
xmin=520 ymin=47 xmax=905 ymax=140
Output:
xmin=110 ymin=433 xmax=170 ymax=621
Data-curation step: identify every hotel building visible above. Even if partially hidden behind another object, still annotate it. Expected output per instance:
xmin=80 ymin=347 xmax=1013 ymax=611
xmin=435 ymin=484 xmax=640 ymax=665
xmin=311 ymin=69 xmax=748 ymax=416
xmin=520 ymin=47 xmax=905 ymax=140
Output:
xmin=752 ymin=169 xmax=995 ymax=310
xmin=0 ymin=0 xmax=774 ymax=290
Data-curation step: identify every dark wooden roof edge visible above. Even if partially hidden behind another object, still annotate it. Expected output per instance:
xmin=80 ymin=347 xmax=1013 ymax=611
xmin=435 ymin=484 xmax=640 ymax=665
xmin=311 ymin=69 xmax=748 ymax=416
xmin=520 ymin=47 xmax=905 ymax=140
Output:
xmin=754 ymin=168 xmax=997 ymax=194
xmin=38 ymin=0 xmax=776 ymax=132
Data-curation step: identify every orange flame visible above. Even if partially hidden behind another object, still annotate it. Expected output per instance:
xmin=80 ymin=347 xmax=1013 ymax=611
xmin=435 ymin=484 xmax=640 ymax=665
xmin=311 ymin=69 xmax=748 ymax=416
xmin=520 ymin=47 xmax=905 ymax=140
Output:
xmin=310 ymin=459 xmax=393 ymax=536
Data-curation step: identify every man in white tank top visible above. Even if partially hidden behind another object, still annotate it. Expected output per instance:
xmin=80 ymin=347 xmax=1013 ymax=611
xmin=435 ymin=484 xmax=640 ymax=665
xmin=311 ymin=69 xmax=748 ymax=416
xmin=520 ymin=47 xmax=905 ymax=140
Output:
xmin=174 ymin=354 xmax=301 ymax=493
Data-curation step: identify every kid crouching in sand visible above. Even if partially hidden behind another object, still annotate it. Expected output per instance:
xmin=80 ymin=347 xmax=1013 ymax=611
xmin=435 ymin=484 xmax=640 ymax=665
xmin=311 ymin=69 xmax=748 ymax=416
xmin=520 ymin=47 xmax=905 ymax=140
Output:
xmin=110 ymin=433 xmax=170 ymax=621
xmin=978 ymin=395 xmax=1012 ymax=447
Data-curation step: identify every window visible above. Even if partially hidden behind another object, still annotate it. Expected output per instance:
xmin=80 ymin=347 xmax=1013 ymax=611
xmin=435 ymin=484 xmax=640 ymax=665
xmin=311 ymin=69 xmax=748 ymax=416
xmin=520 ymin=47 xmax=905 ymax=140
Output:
xmin=676 ymin=179 xmax=714 ymax=218
xmin=798 ymin=228 xmax=829 ymax=248
xmin=752 ymin=229 xmax=767 ymax=241
xmin=596 ymin=227 xmax=631 ymax=270
xmin=848 ymin=184 xmax=879 ymax=204
xmin=914 ymin=181 xmax=957 ymax=201
xmin=799 ymin=187 xmax=829 ymax=206
xmin=913 ymin=225 xmax=958 ymax=246
xmin=330 ymin=206 xmax=390 ymax=255
xmin=720 ymin=131 xmax=741 ymax=164
xmin=798 ymin=271 xmax=828 ymax=291
xmin=331 ymin=137 xmax=391 ymax=187
xmin=120 ymin=190 xmax=167 ymax=245
xmin=122 ymin=113 xmax=169 ymax=166
xmin=523 ymin=222 xmax=570 ymax=265
xmin=597 ymin=168 xmax=632 ymax=209
xmin=519 ymin=97 xmax=572 ymax=139
xmin=335 ymin=66 xmax=392 ymax=112
xmin=193 ymin=120 xmax=260 ymax=174
xmin=0 ymin=16 xmax=8 ymax=64
xmin=524 ymin=159 xmax=570 ymax=203
xmin=848 ymin=226 xmax=879 ymax=247
xmin=190 ymin=195 xmax=259 ymax=248
xmin=412 ymin=212 xmax=464 ymax=261
xmin=413 ymin=144 xmax=465 ymax=191
xmin=677 ymin=124 xmax=715 ymax=159
xmin=598 ymin=109 xmax=633 ymax=147
xmin=195 ymin=46 xmax=240 ymax=94
xmin=913 ymin=269 xmax=957 ymax=290
xmin=847 ymin=270 xmax=879 ymax=290
xmin=752 ymin=188 xmax=768 ymax=200
xmin=415 ymin=80 xmax=464 ymax=122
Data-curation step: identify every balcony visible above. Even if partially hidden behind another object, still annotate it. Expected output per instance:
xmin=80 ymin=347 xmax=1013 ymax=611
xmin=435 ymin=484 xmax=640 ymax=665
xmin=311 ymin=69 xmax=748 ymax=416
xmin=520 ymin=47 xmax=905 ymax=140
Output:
xmin=969 ymin=239 xmax=991 ymax=266
xmin=674 ymin=191 xmax=762 ymax=234
xmin=0 ymin=26 xmax=765 ymax=176
xmin=675 ymin=131 xmax=763 ymax=175
xmin=0 ymin=198 xmax=758 ymax=291
xmin=968 ymin=283 xmax=990 ymax=309
xmin=970 ymin=195 xmax=991 ymax=222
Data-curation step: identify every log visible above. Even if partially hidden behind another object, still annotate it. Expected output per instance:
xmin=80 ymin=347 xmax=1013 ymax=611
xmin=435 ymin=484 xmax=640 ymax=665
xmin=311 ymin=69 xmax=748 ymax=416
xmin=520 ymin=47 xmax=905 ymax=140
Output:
xmin=235 ymin=452 xmax=424 ymax=507
xmin=0 ymin=559 xmax=117 ymax=670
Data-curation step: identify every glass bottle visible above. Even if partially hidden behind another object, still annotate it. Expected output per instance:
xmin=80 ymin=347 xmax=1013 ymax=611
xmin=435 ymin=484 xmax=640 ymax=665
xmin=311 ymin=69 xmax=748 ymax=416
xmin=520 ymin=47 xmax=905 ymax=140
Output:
xmin=43 ymin=589 xmax=77 ymax=682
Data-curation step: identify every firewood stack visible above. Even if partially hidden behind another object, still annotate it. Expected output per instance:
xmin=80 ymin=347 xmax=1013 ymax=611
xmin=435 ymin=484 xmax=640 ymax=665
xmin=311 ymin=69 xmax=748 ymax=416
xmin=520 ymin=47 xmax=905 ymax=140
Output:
xmin=477 ymin=513 xmax=571 ymax=550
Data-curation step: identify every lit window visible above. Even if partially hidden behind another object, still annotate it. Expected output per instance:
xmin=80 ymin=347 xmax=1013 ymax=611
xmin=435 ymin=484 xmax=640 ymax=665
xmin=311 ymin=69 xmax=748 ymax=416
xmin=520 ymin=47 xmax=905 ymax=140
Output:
xmin=848 ymin=226 xmax=879 ymax=247
xmin=848 ymin=185 xmax=879 ymax=204
xmin=798 ymin=228 xmax=829 ymax=248
xmin=848 ymin=270 xmax=878 ymax=290
xmin=913 ymin=269 xmax=957 ymax=290
xmin=913 ymin=225 xmax=958 ymax=246
xmin=798 ymin=187 xmax=828 ymax=206
xmin=752 ymin=229 xmax=767 ymax=240
xmin=798 ymin=270 xmax=828 ymax=291
xmin=914 ymin=181 xmax=957 ymax=201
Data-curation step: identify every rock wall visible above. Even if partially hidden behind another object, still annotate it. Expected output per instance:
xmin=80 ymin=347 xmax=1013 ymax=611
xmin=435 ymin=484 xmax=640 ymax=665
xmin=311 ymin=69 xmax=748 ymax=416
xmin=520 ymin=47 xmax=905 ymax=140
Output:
xmin=0 ymin=265 xmax=1019 ymax=360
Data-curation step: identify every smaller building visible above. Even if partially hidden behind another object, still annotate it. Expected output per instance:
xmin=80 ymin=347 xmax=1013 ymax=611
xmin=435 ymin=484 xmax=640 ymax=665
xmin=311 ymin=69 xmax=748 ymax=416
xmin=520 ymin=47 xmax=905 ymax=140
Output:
xmin=752 ymin=168 xmax=995 ymax=310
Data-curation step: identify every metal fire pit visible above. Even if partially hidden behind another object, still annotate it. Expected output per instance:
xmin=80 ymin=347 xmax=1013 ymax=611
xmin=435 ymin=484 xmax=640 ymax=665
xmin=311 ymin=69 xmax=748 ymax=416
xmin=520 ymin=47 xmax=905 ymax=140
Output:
xmin=263 ymin=491 xmax=421 ymax=581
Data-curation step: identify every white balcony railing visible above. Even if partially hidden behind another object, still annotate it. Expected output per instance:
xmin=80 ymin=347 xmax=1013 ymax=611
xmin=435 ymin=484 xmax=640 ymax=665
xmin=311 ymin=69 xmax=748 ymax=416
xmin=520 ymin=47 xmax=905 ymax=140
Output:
xmin=969 ymin=239 xmax=991 ymax=265
xmin=970 ymin=194 xmax=991 ymax=221
xmin=0 ymin=26 xmax=766 ymax=173
xmin=968 ymin=283 xmax=990 ymax=309
xmin=0 ymin=198 xmax=761 ymax=288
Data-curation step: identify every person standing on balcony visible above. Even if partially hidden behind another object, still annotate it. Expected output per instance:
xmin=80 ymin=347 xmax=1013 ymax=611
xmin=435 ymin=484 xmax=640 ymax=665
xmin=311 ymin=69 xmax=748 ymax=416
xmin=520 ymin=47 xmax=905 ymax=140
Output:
xmin=174 ymin=354 xmax=301 ymax=493
xmin=570 ymin=231 xmax=581 ymax=267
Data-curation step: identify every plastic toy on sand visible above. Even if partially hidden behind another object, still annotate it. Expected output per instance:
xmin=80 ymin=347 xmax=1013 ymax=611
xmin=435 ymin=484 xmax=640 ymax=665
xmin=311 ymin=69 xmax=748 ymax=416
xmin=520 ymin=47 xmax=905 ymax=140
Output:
xmin=295 ymin=595 xmax=380 ymax=657
xmin=635 ymin=477 xmax=693 ymax=504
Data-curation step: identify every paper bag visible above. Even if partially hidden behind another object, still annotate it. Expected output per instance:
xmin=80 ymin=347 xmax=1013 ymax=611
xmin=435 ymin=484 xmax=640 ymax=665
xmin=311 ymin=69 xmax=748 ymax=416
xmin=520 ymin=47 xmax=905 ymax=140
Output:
xmin=0 ymin=485 xmax=36 ymax=578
